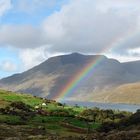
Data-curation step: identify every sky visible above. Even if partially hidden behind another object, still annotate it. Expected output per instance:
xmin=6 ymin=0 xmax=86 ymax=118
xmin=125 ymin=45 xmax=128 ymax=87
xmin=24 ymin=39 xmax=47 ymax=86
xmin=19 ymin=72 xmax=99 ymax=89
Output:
xmin=0 ymin=0 xmax=140 ymax=78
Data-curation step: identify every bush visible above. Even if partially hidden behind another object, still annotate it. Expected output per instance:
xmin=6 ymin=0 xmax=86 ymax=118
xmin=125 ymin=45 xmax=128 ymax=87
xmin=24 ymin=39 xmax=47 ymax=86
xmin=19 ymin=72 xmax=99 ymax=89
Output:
xmin=10 ymin=101 xmax=32 ymax=112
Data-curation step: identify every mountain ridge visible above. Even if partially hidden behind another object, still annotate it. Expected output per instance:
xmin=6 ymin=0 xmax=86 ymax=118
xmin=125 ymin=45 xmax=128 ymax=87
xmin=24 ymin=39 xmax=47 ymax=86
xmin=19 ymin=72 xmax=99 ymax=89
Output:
xmin=0 ymin=53 xmax=140 ymax=104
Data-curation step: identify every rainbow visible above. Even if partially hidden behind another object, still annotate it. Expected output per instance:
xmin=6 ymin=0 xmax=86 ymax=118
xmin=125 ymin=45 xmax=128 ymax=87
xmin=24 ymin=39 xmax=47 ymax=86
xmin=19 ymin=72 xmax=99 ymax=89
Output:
xmin=54 ymin=55 xmax=104 ymax=101
xmin=54 ymin=27 xmax=140 ymax=101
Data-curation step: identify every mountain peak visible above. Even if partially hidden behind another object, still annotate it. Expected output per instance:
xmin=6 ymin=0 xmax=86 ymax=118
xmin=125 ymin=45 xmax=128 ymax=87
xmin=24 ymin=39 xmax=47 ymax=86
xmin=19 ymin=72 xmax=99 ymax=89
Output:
xmin=57 ymin=52 xmax=105 ymax=65
xmin=70 ymin=52 xmax=84 ymax=56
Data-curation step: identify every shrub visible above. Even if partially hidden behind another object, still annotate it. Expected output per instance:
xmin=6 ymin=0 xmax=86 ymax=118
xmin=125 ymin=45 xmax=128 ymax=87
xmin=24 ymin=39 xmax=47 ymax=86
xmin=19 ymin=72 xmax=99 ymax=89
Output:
xmin=10 ymin=101 xmax=32 ymax=112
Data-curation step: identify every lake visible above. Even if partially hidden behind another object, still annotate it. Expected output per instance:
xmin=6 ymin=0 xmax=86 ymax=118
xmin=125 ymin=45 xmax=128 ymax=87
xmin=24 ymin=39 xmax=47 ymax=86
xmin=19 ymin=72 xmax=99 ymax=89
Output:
xmin=61 ymin=100 xmax=140 ymax=112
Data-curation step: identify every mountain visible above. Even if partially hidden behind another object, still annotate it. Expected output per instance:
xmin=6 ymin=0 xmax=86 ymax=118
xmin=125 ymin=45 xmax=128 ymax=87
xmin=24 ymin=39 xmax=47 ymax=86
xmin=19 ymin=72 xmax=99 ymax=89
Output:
xmin=0 ymin=53 xmax=140 ymax=104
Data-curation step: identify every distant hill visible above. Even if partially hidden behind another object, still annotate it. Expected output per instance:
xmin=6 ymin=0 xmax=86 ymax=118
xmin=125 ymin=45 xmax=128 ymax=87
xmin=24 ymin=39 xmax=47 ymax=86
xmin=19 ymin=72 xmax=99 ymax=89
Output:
xmin=0 ymin=53 xmax=140 ymax=104
xmin=82 ymin=82 xmax=140 ymax=104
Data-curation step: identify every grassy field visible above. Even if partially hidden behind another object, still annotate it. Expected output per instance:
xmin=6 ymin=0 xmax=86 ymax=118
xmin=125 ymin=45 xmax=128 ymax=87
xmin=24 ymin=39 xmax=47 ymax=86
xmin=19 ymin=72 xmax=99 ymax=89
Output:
xmin=0 ymin=89 xmax=139 ymax=139
xmin=0 ymin=90 xmax=42 ymax=106
xmin=0 ymin=89 xmax=101 ymax=138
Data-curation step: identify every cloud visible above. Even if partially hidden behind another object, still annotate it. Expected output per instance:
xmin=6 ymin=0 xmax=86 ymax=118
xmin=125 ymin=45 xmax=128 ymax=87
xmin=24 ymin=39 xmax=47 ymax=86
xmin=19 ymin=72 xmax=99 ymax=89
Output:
xmin=1 ymin=0 xmax=140 ymax=67
xmin=0 ymin=25 xmax=46 ymax=48
xmin=43 ymin=0 xmax=140 ymax=54
xmin=19 ymin=46 xmax=49 ymax=70
xmin=0 ymin=60 xmax=17 ymax=72
xmin=0 ymin=0 xmax=12 ymax=17
xmin=127 ymin=48 xmax=140 ymax=57
xmin=15 ymin=0 xmax=68 ymax=13
xmin=107 ymin=53 xmax=140 ymax=62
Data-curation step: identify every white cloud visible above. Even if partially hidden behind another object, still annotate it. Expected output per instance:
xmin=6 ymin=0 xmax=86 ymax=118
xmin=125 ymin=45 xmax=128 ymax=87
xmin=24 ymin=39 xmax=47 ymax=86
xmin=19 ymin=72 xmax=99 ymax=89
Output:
xmin=107 ymin=53 xmax=140 ymax=62
xmin=19 ymin=46 xmax=49 ymax=70
xmin=127 ymin=48 xmax=140 ymax=56
xmin=0 ymin=0 xmax=12 ymax=17
xmin=0 ymin=60 xmax=17 ymax=72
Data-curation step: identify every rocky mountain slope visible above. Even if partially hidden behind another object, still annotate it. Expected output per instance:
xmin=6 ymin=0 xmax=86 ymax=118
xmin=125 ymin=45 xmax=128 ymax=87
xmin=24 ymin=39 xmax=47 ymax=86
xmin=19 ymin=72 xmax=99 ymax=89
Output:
xmin=0 ymin=53 xmax=140 ymax=104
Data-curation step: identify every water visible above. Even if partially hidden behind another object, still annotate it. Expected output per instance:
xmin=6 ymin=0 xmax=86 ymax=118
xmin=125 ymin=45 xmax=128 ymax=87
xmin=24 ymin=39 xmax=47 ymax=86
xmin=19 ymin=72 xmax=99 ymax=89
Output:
xmin=61 ymin=100 xmax=140 ymax=112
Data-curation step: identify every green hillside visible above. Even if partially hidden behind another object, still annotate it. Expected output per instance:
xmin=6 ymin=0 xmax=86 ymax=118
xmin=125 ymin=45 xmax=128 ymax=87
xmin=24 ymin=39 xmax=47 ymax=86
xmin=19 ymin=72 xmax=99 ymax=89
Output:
xmin=0 ymin=90 xmax=139 ymax=140
xmin=0 ymin=89 xmax=101 ymax=139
